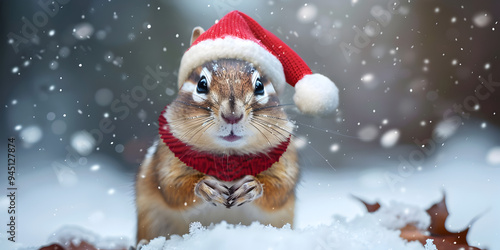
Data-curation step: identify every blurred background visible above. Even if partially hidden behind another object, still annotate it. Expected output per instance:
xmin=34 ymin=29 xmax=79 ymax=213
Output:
xmin=1 ymin=0 xmax=499 ymax=249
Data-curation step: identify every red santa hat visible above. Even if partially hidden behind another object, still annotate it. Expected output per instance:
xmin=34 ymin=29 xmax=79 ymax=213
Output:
xmin=178 ymin=10 xmax=339 ymax=115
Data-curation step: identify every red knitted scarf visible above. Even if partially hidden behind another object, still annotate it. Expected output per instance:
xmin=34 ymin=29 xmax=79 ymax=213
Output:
xmin=158 ymin=107 xmax=290 ymax=181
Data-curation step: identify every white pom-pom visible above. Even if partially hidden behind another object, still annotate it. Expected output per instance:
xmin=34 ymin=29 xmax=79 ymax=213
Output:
xmin=293 ymin=74 xmax=339 ymax=115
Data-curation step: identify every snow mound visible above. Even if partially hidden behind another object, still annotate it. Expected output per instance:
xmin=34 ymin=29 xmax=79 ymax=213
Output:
xmin=424 ymin=239 xmax=438 ymax=250
xmin=373 ymin=201 xmax=431 ymax=230
xmin=141 ymin=209 xmax=430 ymax=250
xmin=48 ymin=225 xmax=130 ymax=249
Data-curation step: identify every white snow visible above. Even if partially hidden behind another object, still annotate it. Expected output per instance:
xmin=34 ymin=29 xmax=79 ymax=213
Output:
xmin=329 ymin=143 xmax=340 ymax=152
xmin=296 ymin=4 xmax=318 ymax=23
xmin=292 ymin=135 xmax=308 ymax=149
xmin=90 ymin=164 xmax=100 ymax=171
xmin=141 ymin=199 xmax=433 ymax=249
xmin=47 ymin=225 xmax=129 ymax=250
xmin=94 ymin=88 xmax=114 ymax=106
xmin=361 ymin=73 xmax=377 ymax=89
xmin=358 ymin=124 xmax=379 ymax=142
xmin=373 ymin=201 xmax=430 ymax=230
xmin=473 ymin=12 xmax=492 ymax=28
xmin=486 ymin=147 xmax=500 ymax=165
xmin=46 ymin=112 xmax=56 ymax=121
xmin=73 ymin=23 xmax=94 ymax=40
xmin=104 ymin=51 xmax=114 ymax=62
xmin=49 ymin=60 xmax=59 ymax=70
xmin=20 ymin=125 xmax=43 ymax=146
xmin=434 ymin=118 xmax=460 ymax=139
xmin=51 ymin=120 xmax=67 ymax=135
xmin=0 ymin=154 xmax=136 ymax=249
xmin=424 ymin=239 xmax=437 ymax=250
xmin=70 ymin=131 xmax=96 ymax=156
xmin=142 ymin=218 xmax=426 ymax=250
xmin=484 ymin=63 xmax=491 ymax=70
xmin=165 ymin=87 xmax=176 ymax=96
xmin=115 ymin=144 xmax=125 ymax=153
xmin=380 ymin=129 xmax=400 ymax=148
xmin=59 ymin=47 xmax=71 ymax=58
xmin=52 ymin=163 xmax=78 ymax=188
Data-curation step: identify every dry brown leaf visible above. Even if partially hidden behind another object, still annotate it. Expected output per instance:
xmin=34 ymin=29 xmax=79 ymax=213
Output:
xmin=352 ymin=195 xmax=381 ymax=212
xmin=39 ymin=240 xmax=127 ymax=250
xmin=425 ymin=195 xmax=482 ymax=250
xmin=39 ymin=243 xmax=66 ymax=250
xmin=355 ymin=193 xmax=484 ymax=250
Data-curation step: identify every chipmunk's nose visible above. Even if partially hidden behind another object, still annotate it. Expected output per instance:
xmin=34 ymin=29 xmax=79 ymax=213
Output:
xmin=221 ymin=112 xmax=243 ymax=124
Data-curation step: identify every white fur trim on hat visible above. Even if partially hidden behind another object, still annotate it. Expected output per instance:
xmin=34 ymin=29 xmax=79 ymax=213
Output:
xmin=293 ymin=73 xmax=339 ymax=115
xmin=178 ymin=37 xmax=286 ymax=93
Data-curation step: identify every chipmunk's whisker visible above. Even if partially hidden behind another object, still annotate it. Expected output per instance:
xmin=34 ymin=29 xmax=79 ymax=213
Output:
xmin=251 ymin=117 xmax=294 ymax=135
xmin=170 ymin=117 xmax=213 ymax=128
xmin=174 ymin=121 xmax=212 ymax=133
xmin=188 ymin=121 xmax=215 ymax=147
xmin=178 ymin=126 xmax=215 ymax=161
xmin=174 ymin=100 xmax=212 ymax=112
xmin=251 ymin=103 xmax=294 ymax=112
xmin=253 ymin=114 xmax=296 ymax=126
xmin=253 ymin=114 xmax=359 ymax=139
xmin=249 ymin=122 xmax=273 ymax=146
xmin=253 ymin=118 xmax=336 ymax=171
xmin=250 ymin=119 xmax=289 ymax=143
xmin=170 ymin=114 xmax=212 ymax=122
xmin=176 ymin=118 xmax=214 ymax=141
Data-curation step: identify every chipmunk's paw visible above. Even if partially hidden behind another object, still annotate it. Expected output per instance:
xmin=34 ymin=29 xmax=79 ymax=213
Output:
xmin=195 ymin=176 xmax=230 ymax=207
xmin=227 ymin=175 xmax=263 ymax=208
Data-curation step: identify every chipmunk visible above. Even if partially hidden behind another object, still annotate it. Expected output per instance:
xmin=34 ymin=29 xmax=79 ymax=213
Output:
xmin=136 ymin=56 xmax=299 ymax=241
xmin=136 ymin=11 xmax=339 ymax=243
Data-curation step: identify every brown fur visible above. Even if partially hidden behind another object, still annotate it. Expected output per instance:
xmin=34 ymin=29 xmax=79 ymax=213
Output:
xmin=136 ymin=58 xmax=299 ymax=243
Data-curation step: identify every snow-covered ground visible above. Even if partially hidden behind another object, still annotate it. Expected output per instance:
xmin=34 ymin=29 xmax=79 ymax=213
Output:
xmin=0 ymin=124 xmax=499 ymax=249
xmin=141 ymin=218 xmax=427 ymax=250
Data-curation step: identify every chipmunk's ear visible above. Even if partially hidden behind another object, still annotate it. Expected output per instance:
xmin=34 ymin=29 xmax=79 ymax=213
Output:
xmin=190 ymin=26 xmax=205 ymax=46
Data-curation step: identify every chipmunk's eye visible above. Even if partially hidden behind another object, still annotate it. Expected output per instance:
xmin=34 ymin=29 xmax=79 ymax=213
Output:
xmin=254 ymin=78 xmax=264 ymax=95
xmin=197 ymin=76 xmax=208 ymax=94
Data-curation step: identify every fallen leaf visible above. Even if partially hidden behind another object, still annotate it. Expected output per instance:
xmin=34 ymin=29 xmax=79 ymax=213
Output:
xmin=352 ymin=195 xmax=381 ymax=212
xmin=39 ymin=240 xmax=127 ymax=250
xmin=425 ymin=194 xmax=482 ymax=250
xmin=354 ymin=193 xmax=484 ymax=250
xmin=39 ymin=244 xmax=65 ymax=250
